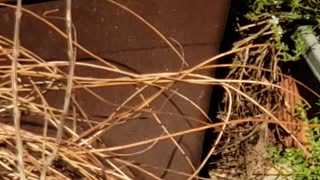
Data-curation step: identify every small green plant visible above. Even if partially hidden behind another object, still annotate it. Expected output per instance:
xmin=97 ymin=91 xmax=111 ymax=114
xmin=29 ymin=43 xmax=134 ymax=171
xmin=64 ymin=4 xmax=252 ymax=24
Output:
xmin=269 ymin=103 xmax=320 ymax=179
xmin=242 ymin=0 xmax=320 ymax=62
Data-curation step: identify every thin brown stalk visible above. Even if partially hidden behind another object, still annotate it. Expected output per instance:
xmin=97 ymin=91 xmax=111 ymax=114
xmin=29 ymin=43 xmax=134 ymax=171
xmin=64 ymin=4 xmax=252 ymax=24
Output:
xmin=59 ymin=0 xmax=74 ymax=152
xmin=11 ymin=0 xmax=26 ymax=179
xmin=83 ymin=118 xmax=319 ymax=154
xmin=41 ymin=0 xmax=75 ymax=179
xmin=28 ymin=79 xmax=51 ymax=179
xmin=105 ymin=0 xmax=187 ymax=67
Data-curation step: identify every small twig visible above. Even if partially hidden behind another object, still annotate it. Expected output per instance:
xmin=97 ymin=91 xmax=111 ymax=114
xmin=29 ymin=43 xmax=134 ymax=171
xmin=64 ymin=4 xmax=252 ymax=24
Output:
xmin=28 ymin=79 xmax=50 ymax=179
xmin=41 ymin=0 xmax=75 ymax=179
xmin=237 ymin=19 xmax=270 ymax=31
xmin=233 ymin=24 xmax=272 ymax=48
xmin=11 ymin=0 xmax=26 ymax=179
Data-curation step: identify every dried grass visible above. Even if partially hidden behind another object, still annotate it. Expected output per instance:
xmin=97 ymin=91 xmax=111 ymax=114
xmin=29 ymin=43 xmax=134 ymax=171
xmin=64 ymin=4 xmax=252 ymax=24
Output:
xmin=0 ymin=1 xmax=319 ymax=180
xmin=208 ymin=14 xmax=320 ymax=180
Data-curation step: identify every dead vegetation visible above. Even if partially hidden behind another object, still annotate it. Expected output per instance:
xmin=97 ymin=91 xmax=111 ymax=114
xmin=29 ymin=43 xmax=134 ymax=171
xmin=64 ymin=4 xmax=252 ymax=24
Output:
xmin=0 ymin=0 xmax=319 ymax=180
xmin=208 ymin=1 xmax=320 ymax=179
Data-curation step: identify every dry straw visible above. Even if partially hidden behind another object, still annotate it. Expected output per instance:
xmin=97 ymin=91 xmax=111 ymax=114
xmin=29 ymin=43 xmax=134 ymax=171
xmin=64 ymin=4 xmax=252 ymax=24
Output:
xmin=0 ymin=0 xmax=319 ymax=179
